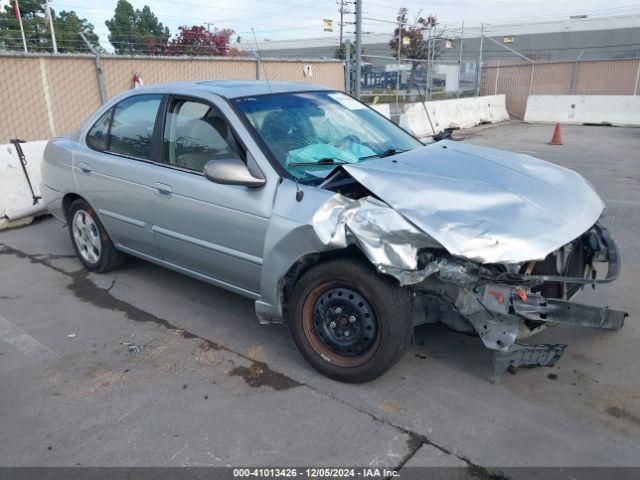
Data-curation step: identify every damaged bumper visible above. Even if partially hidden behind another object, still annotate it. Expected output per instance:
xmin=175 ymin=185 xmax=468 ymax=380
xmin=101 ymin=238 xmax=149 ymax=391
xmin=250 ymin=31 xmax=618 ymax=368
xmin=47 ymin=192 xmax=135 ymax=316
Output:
xmin=414 ymin=226 xmax=628 ymax=381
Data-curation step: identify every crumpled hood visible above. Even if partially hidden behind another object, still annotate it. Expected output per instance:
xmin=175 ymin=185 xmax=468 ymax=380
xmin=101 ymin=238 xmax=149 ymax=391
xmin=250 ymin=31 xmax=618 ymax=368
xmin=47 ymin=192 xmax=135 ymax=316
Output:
xmin=342 ymin=140 xmax=604 ymax=264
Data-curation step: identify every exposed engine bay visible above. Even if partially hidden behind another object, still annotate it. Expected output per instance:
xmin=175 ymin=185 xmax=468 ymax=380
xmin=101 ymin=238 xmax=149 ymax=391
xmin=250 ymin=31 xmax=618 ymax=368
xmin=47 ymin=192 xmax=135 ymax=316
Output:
xmin=313 ymin=156 xmax=627 ymax=382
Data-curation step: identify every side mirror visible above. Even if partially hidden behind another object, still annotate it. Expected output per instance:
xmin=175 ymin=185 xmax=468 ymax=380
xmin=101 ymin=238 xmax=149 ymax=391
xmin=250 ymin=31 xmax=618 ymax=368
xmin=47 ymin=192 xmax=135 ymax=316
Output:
xmin=203 ymin=158 xmax=265 ymax=188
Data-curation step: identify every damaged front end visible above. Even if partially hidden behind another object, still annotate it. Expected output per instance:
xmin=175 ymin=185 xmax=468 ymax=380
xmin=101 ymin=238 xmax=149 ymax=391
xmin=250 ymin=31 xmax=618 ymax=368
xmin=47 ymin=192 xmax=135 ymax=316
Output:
xmin=411 ymin=223 xmax=626 ymax=382
xmin=314 ymin=174 xmax=627 ymax=382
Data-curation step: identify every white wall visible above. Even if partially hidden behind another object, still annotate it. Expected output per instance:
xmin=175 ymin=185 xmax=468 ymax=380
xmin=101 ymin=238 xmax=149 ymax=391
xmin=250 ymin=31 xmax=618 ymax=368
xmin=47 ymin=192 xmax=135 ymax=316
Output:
xmin=524 ymin=95 xmax=640 ymax=127
xmin=398 ymin=94 xmax=510 ymax=137
xmin=0 ymin=141 xmax=47 ymax=230
xmin=434 ymin=64 xmax=460 ymax=93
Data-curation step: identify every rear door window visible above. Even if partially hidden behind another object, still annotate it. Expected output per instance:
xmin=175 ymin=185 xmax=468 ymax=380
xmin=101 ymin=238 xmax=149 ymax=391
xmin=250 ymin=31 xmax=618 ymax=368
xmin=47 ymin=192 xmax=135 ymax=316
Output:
xmin=108 ymin=95 xmax=162 ymax=160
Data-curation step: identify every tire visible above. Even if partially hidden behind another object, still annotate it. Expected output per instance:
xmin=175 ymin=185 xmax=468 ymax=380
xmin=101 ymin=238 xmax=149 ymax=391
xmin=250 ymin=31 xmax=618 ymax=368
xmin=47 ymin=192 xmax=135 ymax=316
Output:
xmin=67 ymin=198 xmax=125 ymax=273
xmin=287 ymin=257 xmax=413 ymax=383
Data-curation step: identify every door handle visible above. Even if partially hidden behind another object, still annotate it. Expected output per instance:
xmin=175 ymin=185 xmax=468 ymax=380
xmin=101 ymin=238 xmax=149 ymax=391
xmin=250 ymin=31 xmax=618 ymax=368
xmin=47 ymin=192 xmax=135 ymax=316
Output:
xmin=154 ymin=183 xmax=173 ymax=198
xmin=78 ymin=162 xmax=92 ymax=174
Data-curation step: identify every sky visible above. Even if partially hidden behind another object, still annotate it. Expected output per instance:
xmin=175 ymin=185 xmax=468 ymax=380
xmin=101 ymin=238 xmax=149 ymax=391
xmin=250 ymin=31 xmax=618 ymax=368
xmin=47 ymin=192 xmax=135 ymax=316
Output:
xmin=4 ymin=0 xmax=640 ymax=51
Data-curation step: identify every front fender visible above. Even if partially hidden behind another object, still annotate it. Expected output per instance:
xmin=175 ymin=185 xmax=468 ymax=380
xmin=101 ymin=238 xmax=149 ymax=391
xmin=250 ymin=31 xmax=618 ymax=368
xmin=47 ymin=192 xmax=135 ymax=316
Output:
xmin=255 ymin=180 xmax=336 ymax=322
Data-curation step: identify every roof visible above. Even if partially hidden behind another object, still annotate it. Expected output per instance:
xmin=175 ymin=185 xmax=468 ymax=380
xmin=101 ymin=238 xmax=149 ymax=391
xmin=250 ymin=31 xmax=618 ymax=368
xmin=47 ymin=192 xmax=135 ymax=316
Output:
xmin=132 ymin=80 xmax=331 ymax=99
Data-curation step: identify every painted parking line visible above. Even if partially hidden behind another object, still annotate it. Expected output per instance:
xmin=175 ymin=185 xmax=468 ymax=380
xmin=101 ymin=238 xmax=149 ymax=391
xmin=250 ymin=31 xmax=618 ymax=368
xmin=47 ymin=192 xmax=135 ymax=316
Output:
xmin=0 ymin=314 xmax=56 ymax=361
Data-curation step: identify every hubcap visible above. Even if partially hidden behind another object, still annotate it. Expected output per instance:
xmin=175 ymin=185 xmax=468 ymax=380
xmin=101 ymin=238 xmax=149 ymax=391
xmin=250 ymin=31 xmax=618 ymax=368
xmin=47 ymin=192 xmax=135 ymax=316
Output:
xmin=312 ymin=287 xmax=378 ymax=357
xmin=72 ymin=210 xmax=101 ymax=264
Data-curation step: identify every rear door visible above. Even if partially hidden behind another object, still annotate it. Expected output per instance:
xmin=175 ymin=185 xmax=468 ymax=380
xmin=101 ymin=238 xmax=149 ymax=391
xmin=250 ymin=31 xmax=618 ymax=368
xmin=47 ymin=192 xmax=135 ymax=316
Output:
xmin=73 ymin=94 xmax=164 ymax=258
xmin=149 ymin=95 xmax=275 ymax=295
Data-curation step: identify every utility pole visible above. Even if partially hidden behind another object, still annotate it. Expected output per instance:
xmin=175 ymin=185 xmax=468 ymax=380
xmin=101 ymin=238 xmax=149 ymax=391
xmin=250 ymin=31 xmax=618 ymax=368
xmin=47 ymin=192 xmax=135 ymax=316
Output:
xmin=354 ymin=0 xmax=362 ymax=99
xmin=337 ymin=0 xmax=345 ymax=50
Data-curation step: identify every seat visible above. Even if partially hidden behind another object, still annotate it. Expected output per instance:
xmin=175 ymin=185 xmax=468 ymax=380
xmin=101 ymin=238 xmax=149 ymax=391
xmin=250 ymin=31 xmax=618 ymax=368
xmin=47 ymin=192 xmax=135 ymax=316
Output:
xmin=173 ymin=116 xmax=241 ymax=171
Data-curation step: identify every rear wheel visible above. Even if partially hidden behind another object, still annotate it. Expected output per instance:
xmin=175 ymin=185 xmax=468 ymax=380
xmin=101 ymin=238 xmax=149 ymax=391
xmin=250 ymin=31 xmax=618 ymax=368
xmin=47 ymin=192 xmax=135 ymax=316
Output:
xmin=67 ymin=199 xmax=125 ymax=273
xmin=288 ymin=258 xmax=413 ymax=383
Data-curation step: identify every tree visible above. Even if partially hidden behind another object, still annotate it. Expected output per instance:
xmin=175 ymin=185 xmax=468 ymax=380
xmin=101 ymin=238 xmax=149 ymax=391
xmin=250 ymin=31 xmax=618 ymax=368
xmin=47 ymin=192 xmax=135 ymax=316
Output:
xmin=105 ymin=0 xmax=169 ymax=55
xmin=135 ymin=5 xmax=170 ymax=55
xmin=334 ymin=42 xmax=359 ymax=60
xmin=54 ymin=11 xmax=100 ymax=53
xmin=388 ymin=8 xmax=447 ymax=96
xmin=165 ymin=25 xmax=233 ymax=56
xmin=0 ymin=1 xmax=98 ymax=52
xmin=105 ymin=0 xmax=137 ymax=54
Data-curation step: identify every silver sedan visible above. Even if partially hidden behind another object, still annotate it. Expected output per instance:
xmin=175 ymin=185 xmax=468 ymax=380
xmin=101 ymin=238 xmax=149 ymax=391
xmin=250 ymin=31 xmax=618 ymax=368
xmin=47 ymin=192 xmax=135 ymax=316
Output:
xmin=42 ymin=80 xmax=626 ymax=383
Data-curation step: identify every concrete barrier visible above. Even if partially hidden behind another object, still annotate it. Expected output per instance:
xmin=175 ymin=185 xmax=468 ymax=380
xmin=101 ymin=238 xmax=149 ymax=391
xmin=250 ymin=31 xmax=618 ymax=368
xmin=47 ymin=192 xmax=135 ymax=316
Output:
xmin=398 ymin=95 xmax=510 ymax=137
xmin=369 ymin=103 xmax=391 ymax=119
xmin=524 ymin=95 xmax=640 ymax=127
xmin=0 ymin=140 xmax=48 ymax=230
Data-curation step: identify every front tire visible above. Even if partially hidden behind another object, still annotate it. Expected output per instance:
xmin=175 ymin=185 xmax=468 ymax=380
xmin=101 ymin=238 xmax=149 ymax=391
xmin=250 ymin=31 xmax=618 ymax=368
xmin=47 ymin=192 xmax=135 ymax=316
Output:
xmin=67 ymin=199 xmax=125 ymax=273
xmin=288 ymin=258 xmax=413 ymax=383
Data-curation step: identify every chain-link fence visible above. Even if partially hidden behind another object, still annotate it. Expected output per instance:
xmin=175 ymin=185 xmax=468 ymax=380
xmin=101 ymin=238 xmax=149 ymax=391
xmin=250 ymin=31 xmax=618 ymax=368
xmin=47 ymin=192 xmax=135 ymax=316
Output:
xmin=480 ymin=58 xmax=640 ymax=117
xmin=350 ymin=55 xmax=479 ymax=103
xmin=0 ymin=53 xmax=344 ymax=142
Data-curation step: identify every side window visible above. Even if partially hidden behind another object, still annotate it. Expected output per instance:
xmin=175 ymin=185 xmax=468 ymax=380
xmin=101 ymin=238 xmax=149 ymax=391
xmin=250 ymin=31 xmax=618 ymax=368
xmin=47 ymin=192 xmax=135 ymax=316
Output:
xmin=86 ymin=109 xmax=112 ymax=151
xmin=109 ymin=95 xmax=162 ymax=160
xmin=162 ymin=99 xmax=243 ymax=172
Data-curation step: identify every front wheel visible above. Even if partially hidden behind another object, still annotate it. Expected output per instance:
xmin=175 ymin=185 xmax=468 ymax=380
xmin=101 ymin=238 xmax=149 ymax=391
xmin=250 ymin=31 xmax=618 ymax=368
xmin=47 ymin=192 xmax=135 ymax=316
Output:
xmin=287 ymin=258 xmax=413 ymax=383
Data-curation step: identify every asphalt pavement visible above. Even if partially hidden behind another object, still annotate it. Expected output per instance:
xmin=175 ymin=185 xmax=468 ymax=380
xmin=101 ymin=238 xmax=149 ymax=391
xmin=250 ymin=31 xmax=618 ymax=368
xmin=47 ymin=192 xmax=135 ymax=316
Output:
xmin=1 ymin=122 xmax=639 ymax=475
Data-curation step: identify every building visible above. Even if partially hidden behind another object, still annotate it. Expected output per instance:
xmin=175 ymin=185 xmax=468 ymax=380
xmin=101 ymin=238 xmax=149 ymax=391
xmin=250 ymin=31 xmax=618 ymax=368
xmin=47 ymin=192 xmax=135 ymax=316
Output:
xmin=239 ymin=14 xmax=640 ymax=63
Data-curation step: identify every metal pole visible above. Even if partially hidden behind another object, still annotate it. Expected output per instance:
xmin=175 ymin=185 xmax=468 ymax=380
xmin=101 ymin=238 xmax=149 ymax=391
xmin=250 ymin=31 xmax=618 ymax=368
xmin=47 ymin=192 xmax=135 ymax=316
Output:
xmin=80 ymin=32 xmax=107 ymax=104
xmin=494 ymin=60 xmax=500 ymax=95
xmin=338 ymin=0 xmax=344 ymax=52
xmin=570 ymin=49 xmax=584 ymax=95
xmin=476 ymin=23 xmax=484 ymax=97
xmin=430 ymin=24 xmax=436 ymax=100
xmin=426 ymin=25 xmax=433 ymax=100
xmin=395 ymin=18 xmax=402 ymax=109
xmin=634 ymin=59 xmax=640 ymax=95
xmin=14 ymin=0 xmax=28 ymax=53
xmin=354 ymin=0 xmax=362 ymax=99
xmin=255 ymin=54 xmax=261 ymax=80
xmin=457 ymin=21 xmax=464 ymax=98
xmin=528 ymin=63 xmax=535 ymax=95
xmin=345 ymin=38 xmax=351 ymax=94
xmin=46 ymin=0 xmax=57 ymax=53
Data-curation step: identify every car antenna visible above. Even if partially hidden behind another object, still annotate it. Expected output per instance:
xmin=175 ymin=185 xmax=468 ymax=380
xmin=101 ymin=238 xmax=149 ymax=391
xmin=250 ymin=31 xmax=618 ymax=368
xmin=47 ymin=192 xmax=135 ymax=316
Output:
xmin=251 ymin=28 xmax=272 ymax=93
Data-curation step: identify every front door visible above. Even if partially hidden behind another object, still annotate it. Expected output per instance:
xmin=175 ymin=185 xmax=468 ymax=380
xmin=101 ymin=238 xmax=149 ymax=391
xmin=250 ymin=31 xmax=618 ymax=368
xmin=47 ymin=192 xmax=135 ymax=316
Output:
xmin=150 ymin=95 xmax=274 ymax=295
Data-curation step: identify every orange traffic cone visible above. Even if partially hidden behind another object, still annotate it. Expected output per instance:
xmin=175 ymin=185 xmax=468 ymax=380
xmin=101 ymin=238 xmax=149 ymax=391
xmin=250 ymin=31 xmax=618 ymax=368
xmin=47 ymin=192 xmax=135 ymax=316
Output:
xmin=549 ymin=123 xmax=563 ymax=145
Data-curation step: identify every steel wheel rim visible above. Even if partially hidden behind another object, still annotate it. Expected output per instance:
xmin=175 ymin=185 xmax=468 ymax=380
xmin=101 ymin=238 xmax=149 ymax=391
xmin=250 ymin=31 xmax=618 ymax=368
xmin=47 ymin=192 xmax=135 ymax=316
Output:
xmin=302 ymin=281 xmax=381 ymax=368
xmin=72 ymin=209 xmax=101 ymax=264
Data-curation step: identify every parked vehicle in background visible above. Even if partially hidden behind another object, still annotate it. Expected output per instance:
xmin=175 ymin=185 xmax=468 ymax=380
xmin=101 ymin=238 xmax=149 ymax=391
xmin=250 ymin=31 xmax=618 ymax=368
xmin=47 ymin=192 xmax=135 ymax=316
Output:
xmin=42 ymin=81 xmax=627 ymax=383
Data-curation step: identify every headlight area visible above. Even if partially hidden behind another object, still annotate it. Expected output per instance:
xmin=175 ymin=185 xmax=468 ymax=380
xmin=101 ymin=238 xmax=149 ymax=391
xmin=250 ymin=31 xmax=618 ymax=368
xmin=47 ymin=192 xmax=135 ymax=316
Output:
xmin=411 ymin=224 xmax=628 ymax=383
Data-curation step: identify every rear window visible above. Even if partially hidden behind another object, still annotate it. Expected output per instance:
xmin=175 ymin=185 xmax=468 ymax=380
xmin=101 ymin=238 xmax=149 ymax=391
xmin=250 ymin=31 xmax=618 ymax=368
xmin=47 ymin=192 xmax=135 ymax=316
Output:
xmin=86 ymin=94 xmax=162 ymax=161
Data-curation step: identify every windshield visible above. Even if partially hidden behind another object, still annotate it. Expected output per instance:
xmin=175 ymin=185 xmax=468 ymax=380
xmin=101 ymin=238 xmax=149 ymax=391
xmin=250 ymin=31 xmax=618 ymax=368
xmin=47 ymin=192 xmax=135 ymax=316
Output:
xmin=233 ymin=91 xmax=423 ymax=183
